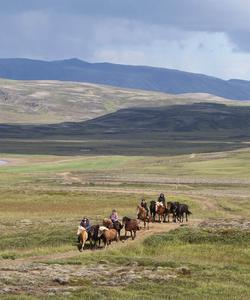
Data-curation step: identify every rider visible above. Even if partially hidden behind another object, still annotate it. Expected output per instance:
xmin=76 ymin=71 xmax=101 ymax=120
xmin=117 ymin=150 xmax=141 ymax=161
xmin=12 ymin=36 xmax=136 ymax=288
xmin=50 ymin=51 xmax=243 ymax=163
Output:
xmin=110 ymin=209 xmax=119 ymax=223
xmin=158 ymin=193 xmax=166 ymax=206
xmin=80 ymin=217 xmax=91 ymax=232
xmin=140 ymin=198 xmax=149 ymax=216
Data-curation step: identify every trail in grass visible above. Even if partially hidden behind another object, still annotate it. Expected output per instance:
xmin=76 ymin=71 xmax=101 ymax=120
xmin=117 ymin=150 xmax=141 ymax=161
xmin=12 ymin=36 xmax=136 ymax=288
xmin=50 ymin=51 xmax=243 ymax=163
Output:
xmin=0 ymin=220 xmax=200 ymax=268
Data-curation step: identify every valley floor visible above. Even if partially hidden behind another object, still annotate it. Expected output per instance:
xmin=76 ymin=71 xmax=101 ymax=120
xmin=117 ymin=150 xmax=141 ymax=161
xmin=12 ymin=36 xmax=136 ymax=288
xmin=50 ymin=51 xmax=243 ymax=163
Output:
xmin=0 ymin=148 xmax=249 ymax=299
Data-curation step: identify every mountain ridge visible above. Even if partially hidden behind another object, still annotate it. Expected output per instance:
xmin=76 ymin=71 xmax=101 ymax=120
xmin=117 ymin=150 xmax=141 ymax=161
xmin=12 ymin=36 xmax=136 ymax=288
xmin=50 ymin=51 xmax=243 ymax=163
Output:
xmin=1 ymin=58 xmax=250 ymax=100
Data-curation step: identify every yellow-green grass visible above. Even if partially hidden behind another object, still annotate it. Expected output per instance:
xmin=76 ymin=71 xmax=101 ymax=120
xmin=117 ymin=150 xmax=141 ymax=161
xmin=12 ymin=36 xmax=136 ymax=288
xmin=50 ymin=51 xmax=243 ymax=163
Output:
xmin=0 ymin=148 xmax=250 ymax=299
xmin=41 ymin=227 xmax=250 ymax=300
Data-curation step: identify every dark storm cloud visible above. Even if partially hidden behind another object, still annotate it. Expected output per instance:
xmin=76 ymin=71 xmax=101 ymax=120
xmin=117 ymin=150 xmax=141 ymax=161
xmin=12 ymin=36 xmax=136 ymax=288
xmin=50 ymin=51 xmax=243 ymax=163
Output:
xmin=0 ymin=0 xmax=250 ymax=78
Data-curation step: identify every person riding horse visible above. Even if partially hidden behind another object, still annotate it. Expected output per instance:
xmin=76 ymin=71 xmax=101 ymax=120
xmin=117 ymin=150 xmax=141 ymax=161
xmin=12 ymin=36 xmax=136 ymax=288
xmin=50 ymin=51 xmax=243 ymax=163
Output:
xmin=110 ymin=209 xmax=119 ymax=223
xmin=158 ymin=193 xmax=166 ymax=205
xmin=155 ymin=193 xmax=166 ymax=210
xmin=80 ymin=217 xmax=91 ymax=232
xmin=140 ymin=198 xmax=149 ymax=216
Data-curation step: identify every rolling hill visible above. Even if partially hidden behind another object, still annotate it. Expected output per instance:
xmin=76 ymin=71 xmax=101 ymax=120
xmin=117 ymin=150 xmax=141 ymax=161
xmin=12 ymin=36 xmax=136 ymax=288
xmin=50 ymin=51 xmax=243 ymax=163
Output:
xmin=1 ymin=102 xmax=249 ymax=138
xmin=0 ymin=102 xmax=249 ymax=155
xmin=0 ymin=78 xmax=242 ymax=124
xmin=1 ymin=58 xmax=250 ymax=100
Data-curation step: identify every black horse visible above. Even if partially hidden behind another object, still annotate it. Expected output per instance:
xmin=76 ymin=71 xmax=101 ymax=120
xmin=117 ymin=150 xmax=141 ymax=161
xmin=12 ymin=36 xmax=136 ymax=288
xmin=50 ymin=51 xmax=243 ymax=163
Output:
xmin=112 ymin=220 xmax=124 ymax=240
xmin=88 ymin=225 xmax=101 ymax=248
xmin=175 ymin=203 xmax=192 ymax=222
xmin=166 ymin=201 xmax=179 ymax=222
xmin=167 ymin=202 xmax=192 ymax=222
xmin=149 ymin=200 xmax=156 ymax=222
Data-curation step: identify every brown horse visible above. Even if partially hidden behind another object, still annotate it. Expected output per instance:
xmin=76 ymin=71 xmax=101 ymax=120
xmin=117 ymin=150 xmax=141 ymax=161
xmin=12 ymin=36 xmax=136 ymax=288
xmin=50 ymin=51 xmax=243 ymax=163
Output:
xmin=103 ymin=218 xmax=123 ymax=239
xmin=98 ymin=226 xmax=118 ymax=248
xmin=137 ymin=205 xmax=150 ymax=229
xmin=156 ymin=204 xmax=166 ymax=223
xmin=122 ymin=216 xmax=140 ymax=240
xmin=103 ymin=218 xmax=113 ymax=229
xmin=77 ymin=226 xmax=88 ymax=251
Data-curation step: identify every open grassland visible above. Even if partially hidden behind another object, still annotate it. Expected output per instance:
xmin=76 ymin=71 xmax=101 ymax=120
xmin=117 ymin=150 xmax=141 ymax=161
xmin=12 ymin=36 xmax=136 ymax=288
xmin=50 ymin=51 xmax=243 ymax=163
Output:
xmin=0 ymin=148 xmax=250 ymax=299
xmin=1 ymin=79 xmax=249 ymax=124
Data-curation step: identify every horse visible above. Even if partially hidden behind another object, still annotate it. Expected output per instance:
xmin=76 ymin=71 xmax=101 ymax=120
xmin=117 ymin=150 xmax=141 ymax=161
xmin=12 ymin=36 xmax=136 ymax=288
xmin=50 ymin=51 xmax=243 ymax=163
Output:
xmin=166 ymin=202 xmax=192 ymax=222
xmin=156 ymin=204 xmax=166 ymax=223
xmin=166 ymin=201 xmax=179 ymax=222
xmin=103 ymin=218 xmax=113 ymax=229
xmin=122 ymin=216 xmax=140 ymax=240
xmin=77 ymin=226 xmax=88 ymax=251
xmin=175 ymin=203 xmax=192 ymax=222
xmin=150 ymin=200 xmax=156 ymax=222
xmin=103 ymin=218 xmax=123 ymax=239
xmin=98 ymin=226 xmax=118 ymax=248
xmin=137 ymin=205 xmax=150 ymax=229
xmin=88 ymin=224 xmax=100 ymax=249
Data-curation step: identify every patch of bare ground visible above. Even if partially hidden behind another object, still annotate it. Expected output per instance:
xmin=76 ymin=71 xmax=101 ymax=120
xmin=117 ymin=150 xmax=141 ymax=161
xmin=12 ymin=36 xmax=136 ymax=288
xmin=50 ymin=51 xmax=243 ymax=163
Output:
xmin=198 ymin=218 xmax=250 ymax=231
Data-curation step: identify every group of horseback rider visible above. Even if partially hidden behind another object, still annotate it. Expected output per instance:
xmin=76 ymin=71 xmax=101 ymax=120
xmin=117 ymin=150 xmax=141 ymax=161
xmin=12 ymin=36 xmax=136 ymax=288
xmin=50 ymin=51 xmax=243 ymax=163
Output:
xmin=79 ymin=193 xmax=166 ymax=232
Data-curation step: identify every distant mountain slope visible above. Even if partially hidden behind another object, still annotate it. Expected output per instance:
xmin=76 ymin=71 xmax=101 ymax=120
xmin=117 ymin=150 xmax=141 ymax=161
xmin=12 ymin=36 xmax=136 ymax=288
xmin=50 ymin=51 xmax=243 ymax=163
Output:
xmin=1 ymin=79 xmax=242 ymax=124
xmin=1 ymin=58 xmax=250 ymax=100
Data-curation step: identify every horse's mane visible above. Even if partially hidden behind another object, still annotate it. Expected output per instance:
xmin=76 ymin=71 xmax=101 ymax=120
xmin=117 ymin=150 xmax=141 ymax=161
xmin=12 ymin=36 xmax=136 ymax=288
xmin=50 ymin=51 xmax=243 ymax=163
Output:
xmin=123 ymin=216 xmax=131 ymax=221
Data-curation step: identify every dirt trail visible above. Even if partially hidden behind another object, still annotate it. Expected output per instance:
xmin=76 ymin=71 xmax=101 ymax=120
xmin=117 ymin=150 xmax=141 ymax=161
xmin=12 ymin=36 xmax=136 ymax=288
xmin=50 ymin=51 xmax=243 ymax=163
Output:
xmin=0 ymin=220 xmax=201 ymax=296
xmin=1 ymin=221 xmax=196 ymax=267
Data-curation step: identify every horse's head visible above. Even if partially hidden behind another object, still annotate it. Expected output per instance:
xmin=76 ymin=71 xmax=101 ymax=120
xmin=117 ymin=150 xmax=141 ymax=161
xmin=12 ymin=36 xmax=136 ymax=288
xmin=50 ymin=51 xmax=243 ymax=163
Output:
xmin=98 ymin=226 xmax=108 ymax=238
xmin=150 ymin=201 xmax=156 ymax=209
xmin=103 ymin=218 xmax=113 ymax=228
xmin=122 ymin=216 xmax=130 ymax=225
xmin=77 ymin=226 xmax=85 ymax=235
xmin=113 ymin=220 xmax=123 ymax=230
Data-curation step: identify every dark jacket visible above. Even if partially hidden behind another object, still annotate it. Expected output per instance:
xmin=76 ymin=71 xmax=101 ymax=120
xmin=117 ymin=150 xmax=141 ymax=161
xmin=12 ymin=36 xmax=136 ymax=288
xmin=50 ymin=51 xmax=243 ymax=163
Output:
xmin=158 ymin=194 xmax=166 ymax=205
xmin=80 ymin=218 xmax=91 ymax=231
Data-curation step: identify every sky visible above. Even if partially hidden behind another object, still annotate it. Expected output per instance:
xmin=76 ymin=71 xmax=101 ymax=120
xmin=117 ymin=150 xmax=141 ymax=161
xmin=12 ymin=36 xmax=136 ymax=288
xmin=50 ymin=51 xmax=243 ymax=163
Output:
xmin=0 ymin=0 xmax=250 ymax=80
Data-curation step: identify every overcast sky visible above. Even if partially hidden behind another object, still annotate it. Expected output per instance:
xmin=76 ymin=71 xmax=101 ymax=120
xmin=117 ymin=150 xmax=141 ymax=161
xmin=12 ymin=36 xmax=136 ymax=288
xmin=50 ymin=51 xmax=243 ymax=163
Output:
xmin=1 ymin=0 xmax=250 ymax=80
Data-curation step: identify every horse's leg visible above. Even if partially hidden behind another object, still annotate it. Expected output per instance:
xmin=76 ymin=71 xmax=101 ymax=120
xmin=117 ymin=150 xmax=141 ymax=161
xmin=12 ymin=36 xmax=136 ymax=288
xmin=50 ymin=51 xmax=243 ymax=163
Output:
xmin=131 ymin=230 xmax=134 ymax=240
xmin=125 ymin=230 xmax=127 ymax=240
xmin=81 ymin=241 xmax=85 ymax=251
xmin=180 ymin=213 xmax=183 ymax=222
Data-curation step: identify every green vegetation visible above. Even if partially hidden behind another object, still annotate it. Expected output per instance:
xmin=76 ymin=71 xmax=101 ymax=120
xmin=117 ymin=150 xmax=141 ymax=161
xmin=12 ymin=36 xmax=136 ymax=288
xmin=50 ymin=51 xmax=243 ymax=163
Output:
xmin=0 ymin=147 xmax=250 ymax=299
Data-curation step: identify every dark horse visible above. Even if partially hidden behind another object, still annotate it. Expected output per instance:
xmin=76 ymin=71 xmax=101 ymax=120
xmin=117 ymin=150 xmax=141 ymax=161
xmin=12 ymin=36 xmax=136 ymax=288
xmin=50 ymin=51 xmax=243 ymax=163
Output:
xmin=137 ymin=205 xmax=150 ymax=229
xmin=175 ymin=203 xmax=192 ymax=222
xmin=88 ymin=224 xmax=101 ymax=249
xmin=122 ymin=216 xmax=140 ymax=240
xmin=166 ymin=201 xmax=179 ymax=222
xmin=167 ymin=202 xmax=192 ymax=222
xmin=150 ymin=201 xmax=156 ymax=222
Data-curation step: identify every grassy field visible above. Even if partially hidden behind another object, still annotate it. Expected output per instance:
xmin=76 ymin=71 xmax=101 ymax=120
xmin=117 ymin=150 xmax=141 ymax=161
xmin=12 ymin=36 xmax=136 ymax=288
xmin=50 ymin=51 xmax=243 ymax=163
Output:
xmin=0 ymin=148 xmax=249 ymax=299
